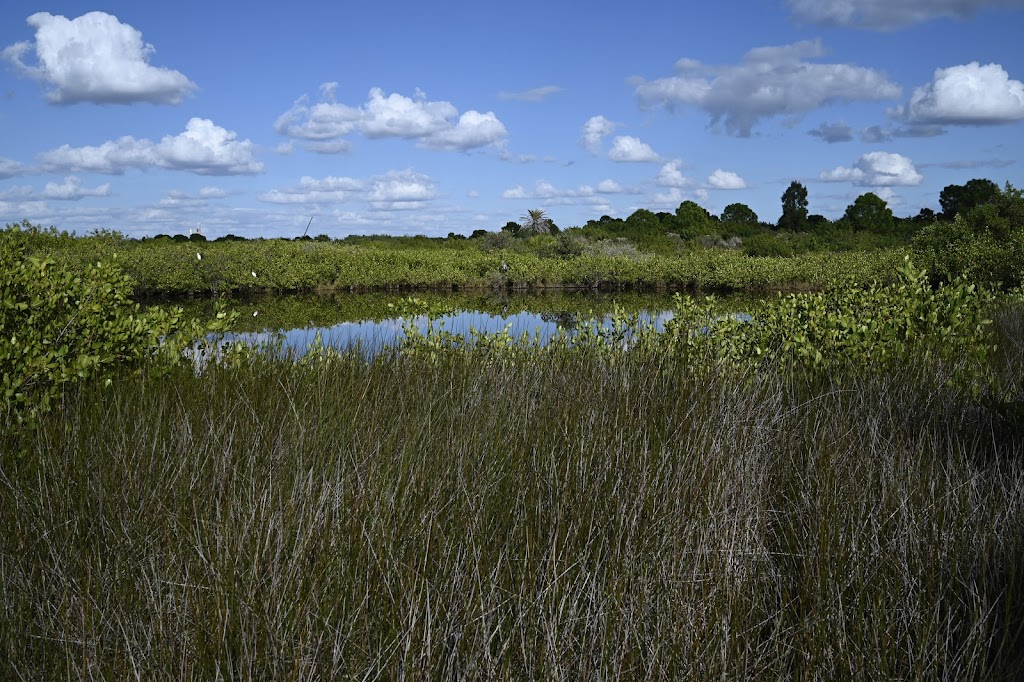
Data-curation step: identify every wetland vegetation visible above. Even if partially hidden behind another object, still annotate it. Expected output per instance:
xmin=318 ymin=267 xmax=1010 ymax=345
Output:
xmin=2 ymin=179 xmax=1024 ymax=679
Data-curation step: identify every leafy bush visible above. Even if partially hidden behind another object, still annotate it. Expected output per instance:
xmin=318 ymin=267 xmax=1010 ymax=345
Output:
xmin=396 ymin=258 xmax=996 ymax=389
xmin=1 ymin=233 xmax=236 ymax=434
xmin=912 ymin=183 xmax=1024 ymax=288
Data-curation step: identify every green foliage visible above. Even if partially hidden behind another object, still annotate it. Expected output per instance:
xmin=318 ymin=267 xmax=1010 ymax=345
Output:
xmin=912 ymin=182 xmax=1024 ymax=288
xmin=0 ymin=232 xmax=237 ymax=434
xmin=657 ymin=257 xmax=994 ymax=380
xmin=519 ymin=209 xmax=554 ymax=236
xmin=721 ymin=202 xmax=759 ymax=225
xmin=779 ymin=181 xmax=809 ymax=231
xmin=624 ymin=208 xmax=662 ymax=233
xmin=842 ymin=192 xmax=894 ymax=233
xmin=674 ymin=201 xmax=715 ymax=237
xmin=396 ymin=257 xmax=995 ymax=390
xmin=21 ymin=221 xmax=908 ymax=296
xmin=939 ymin=178 xmax=1000 ymax=220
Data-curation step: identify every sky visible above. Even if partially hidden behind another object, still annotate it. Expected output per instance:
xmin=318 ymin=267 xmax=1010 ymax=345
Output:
xmin=1 ymin=1 xmax=1023 ymax=239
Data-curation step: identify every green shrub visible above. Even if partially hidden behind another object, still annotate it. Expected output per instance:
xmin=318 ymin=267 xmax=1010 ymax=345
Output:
xmin=912 ymin=183 xmax=1024 ymax=288
xmin=1 ymin=233 xmax=236 ymax=434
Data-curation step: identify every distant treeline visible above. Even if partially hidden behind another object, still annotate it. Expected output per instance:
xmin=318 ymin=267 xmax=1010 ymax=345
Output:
xmin=4 ymin=177 xmax=1022 ymax=294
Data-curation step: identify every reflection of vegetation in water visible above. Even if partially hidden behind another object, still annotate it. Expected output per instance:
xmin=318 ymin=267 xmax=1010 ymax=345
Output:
xmin=155 ymin=289 xmax=770 ymax=334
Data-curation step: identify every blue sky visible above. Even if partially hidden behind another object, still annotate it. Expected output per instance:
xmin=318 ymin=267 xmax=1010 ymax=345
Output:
xmin=1 ymin=1 xmax=1022 ymax=238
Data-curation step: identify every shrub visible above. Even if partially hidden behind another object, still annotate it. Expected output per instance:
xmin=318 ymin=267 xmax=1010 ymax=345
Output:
xmin=0 ymin=232 xmax=236 ymax=435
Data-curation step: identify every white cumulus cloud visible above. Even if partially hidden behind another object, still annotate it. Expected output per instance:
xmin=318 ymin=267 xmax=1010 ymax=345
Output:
xmin=787 ymin=0 xmax=1024 ymax=30
xmin=608 ymin=136 xmax=660 ymax=162
xmin=580 ymin=115 xmax=616 ymax=154
xmin=596 ymin=179 xmax=623 ymax=193
xmin=901 ymin=62 xmax=1024 ymax=125
xmin=37 ymin=118 xmax=263 ymax=175
xmin=707 ymin=170 xmax=747 ymax=190
xmin=501 ymin=185 xmax=528 ymax=200
xmin=633 ymin=39 xmax=901 ymax=136
xmin=368 ymin=170 xmax=438 ymax=205
xmin=819 ymin=151 xmax=923 ymax=186
xmin=41 ymin=176 xmax=111 ymax=200
xmin=656 ymin=160 xmax=691 ymax=187
xmin=2 ymin=11 xmax=196 ymax=105
xmin=275 ymin=86 xmax=506 ymax=152
xmin=423 ymin=111 xmax=508 ymax=151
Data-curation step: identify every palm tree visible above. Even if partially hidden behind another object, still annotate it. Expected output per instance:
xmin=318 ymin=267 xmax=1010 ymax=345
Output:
xmin=519 ymin=209 xmax=553 ymax=235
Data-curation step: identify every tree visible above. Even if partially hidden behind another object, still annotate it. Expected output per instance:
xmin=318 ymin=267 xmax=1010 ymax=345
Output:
xmin=842 ymin=192 xmax=894 ymax=232
xmin=939 ymin=178 xmax=999 ymax=220
xmin=519 ymin=209 xmax=553 ymax=236
xmin=675 ymin=201 xmax=712 ymax=231
xmin=912 ymin=208 xmax=937 ymax=224
xmin=501 ymin=221 xmax=521 ymax=236
xmin=721 ymin=202 xmax=759 ymax=225
xmin=779 ymin=181 xmax=809 ymax=230
xmin=625 ymin=208 xmax=661 ymax=233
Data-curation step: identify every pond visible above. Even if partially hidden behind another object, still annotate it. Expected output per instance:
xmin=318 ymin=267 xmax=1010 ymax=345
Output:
xmin=166 ymin=289 xmax=760 ymax=356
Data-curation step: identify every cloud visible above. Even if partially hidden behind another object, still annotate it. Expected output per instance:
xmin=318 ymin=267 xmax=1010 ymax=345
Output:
xmin=707 ymin=170 xmax=747 ymax=190
xmin=580 ymin=115 xmax=616 ymax=154
xmin=500 ymin=185 xmax=528 ymax=200
xmin=259 ymin=175 xmax=365 ymax=204
xmin=275 ymin=86 xmax=507 ymax=152
xmin=258 ymin=169 xmax=437 ymax=210
xmin=0 ymin=157 xmax=26 ymax=179
xmin=653 ymin=187 xmax=687 ymax=206
xmin=497 ymin=85 xmax=562 ymax=101
xmin=656 ymin=160 xmax=691 ymax=187
xmin=2 ymin=11 xmax=196 ymax=105
xmin=808 ymin=121 xmax=854 ymax=142
xmin=499 ymin=180 xmax=628 ymax=206
xmin=41 ymin=176 xmax=111 ymax=200
xmin=633 ymin=39 xmax=901 ymax=136
xmin=819 ymin=151 xmax=923 ymax=186
xmin=900 ymin=62 xmax=1024 ymax=125
xmin=367 ymin=170 xmax=439 ymax=207
xmin=860 ymin=123 xmax=946 ymax=141
xmin=0 ymin=185 xmax=34 ymax=201
xmin=37 ymin=118 xmax=263 ymax=175
xmin=307 ymin=140 xmax=354 ymax=154
xmin=786 ymin=0 xmax=1024 ymax=30
xmin=925 ymin=158 xmax=1015 ymax=169
xmin=497 ymin=152 xmax=561 ymax=164
xmin=608 ymin=136 xmax=660 ymax=162
xmin=159 ymin=186 xmax=229 ymax=206
xmin=359 ymin=89 xmax=457 ymax=139
xmin=422 ymin=111 xmax=508 ymax=151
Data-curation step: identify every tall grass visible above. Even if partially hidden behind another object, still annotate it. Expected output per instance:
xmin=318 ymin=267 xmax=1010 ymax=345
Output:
xmin=2 ymin=329 xmax=1022 ymax=680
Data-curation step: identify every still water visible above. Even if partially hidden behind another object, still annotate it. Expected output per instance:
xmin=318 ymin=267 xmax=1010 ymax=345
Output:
xmin=170 ymin=289 xmax=756 ymax=356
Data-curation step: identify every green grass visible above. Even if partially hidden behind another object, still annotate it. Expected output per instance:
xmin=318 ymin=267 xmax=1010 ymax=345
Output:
xmin=3 ymin=318 xmax=1022 ymax=679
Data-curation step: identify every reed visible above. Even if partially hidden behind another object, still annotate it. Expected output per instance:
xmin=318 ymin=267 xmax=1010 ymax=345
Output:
xmin=2 ymin=336 xmax=1021 ymax=679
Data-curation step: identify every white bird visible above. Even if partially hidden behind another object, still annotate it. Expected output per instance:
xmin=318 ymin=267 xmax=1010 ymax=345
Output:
xmin=251 ymin=271 xmax=257 ymax=278
xmin=196 ymin=253 xmax=202 ymax=261
xmin=253 ymin=310 xmax=259 ymax=317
